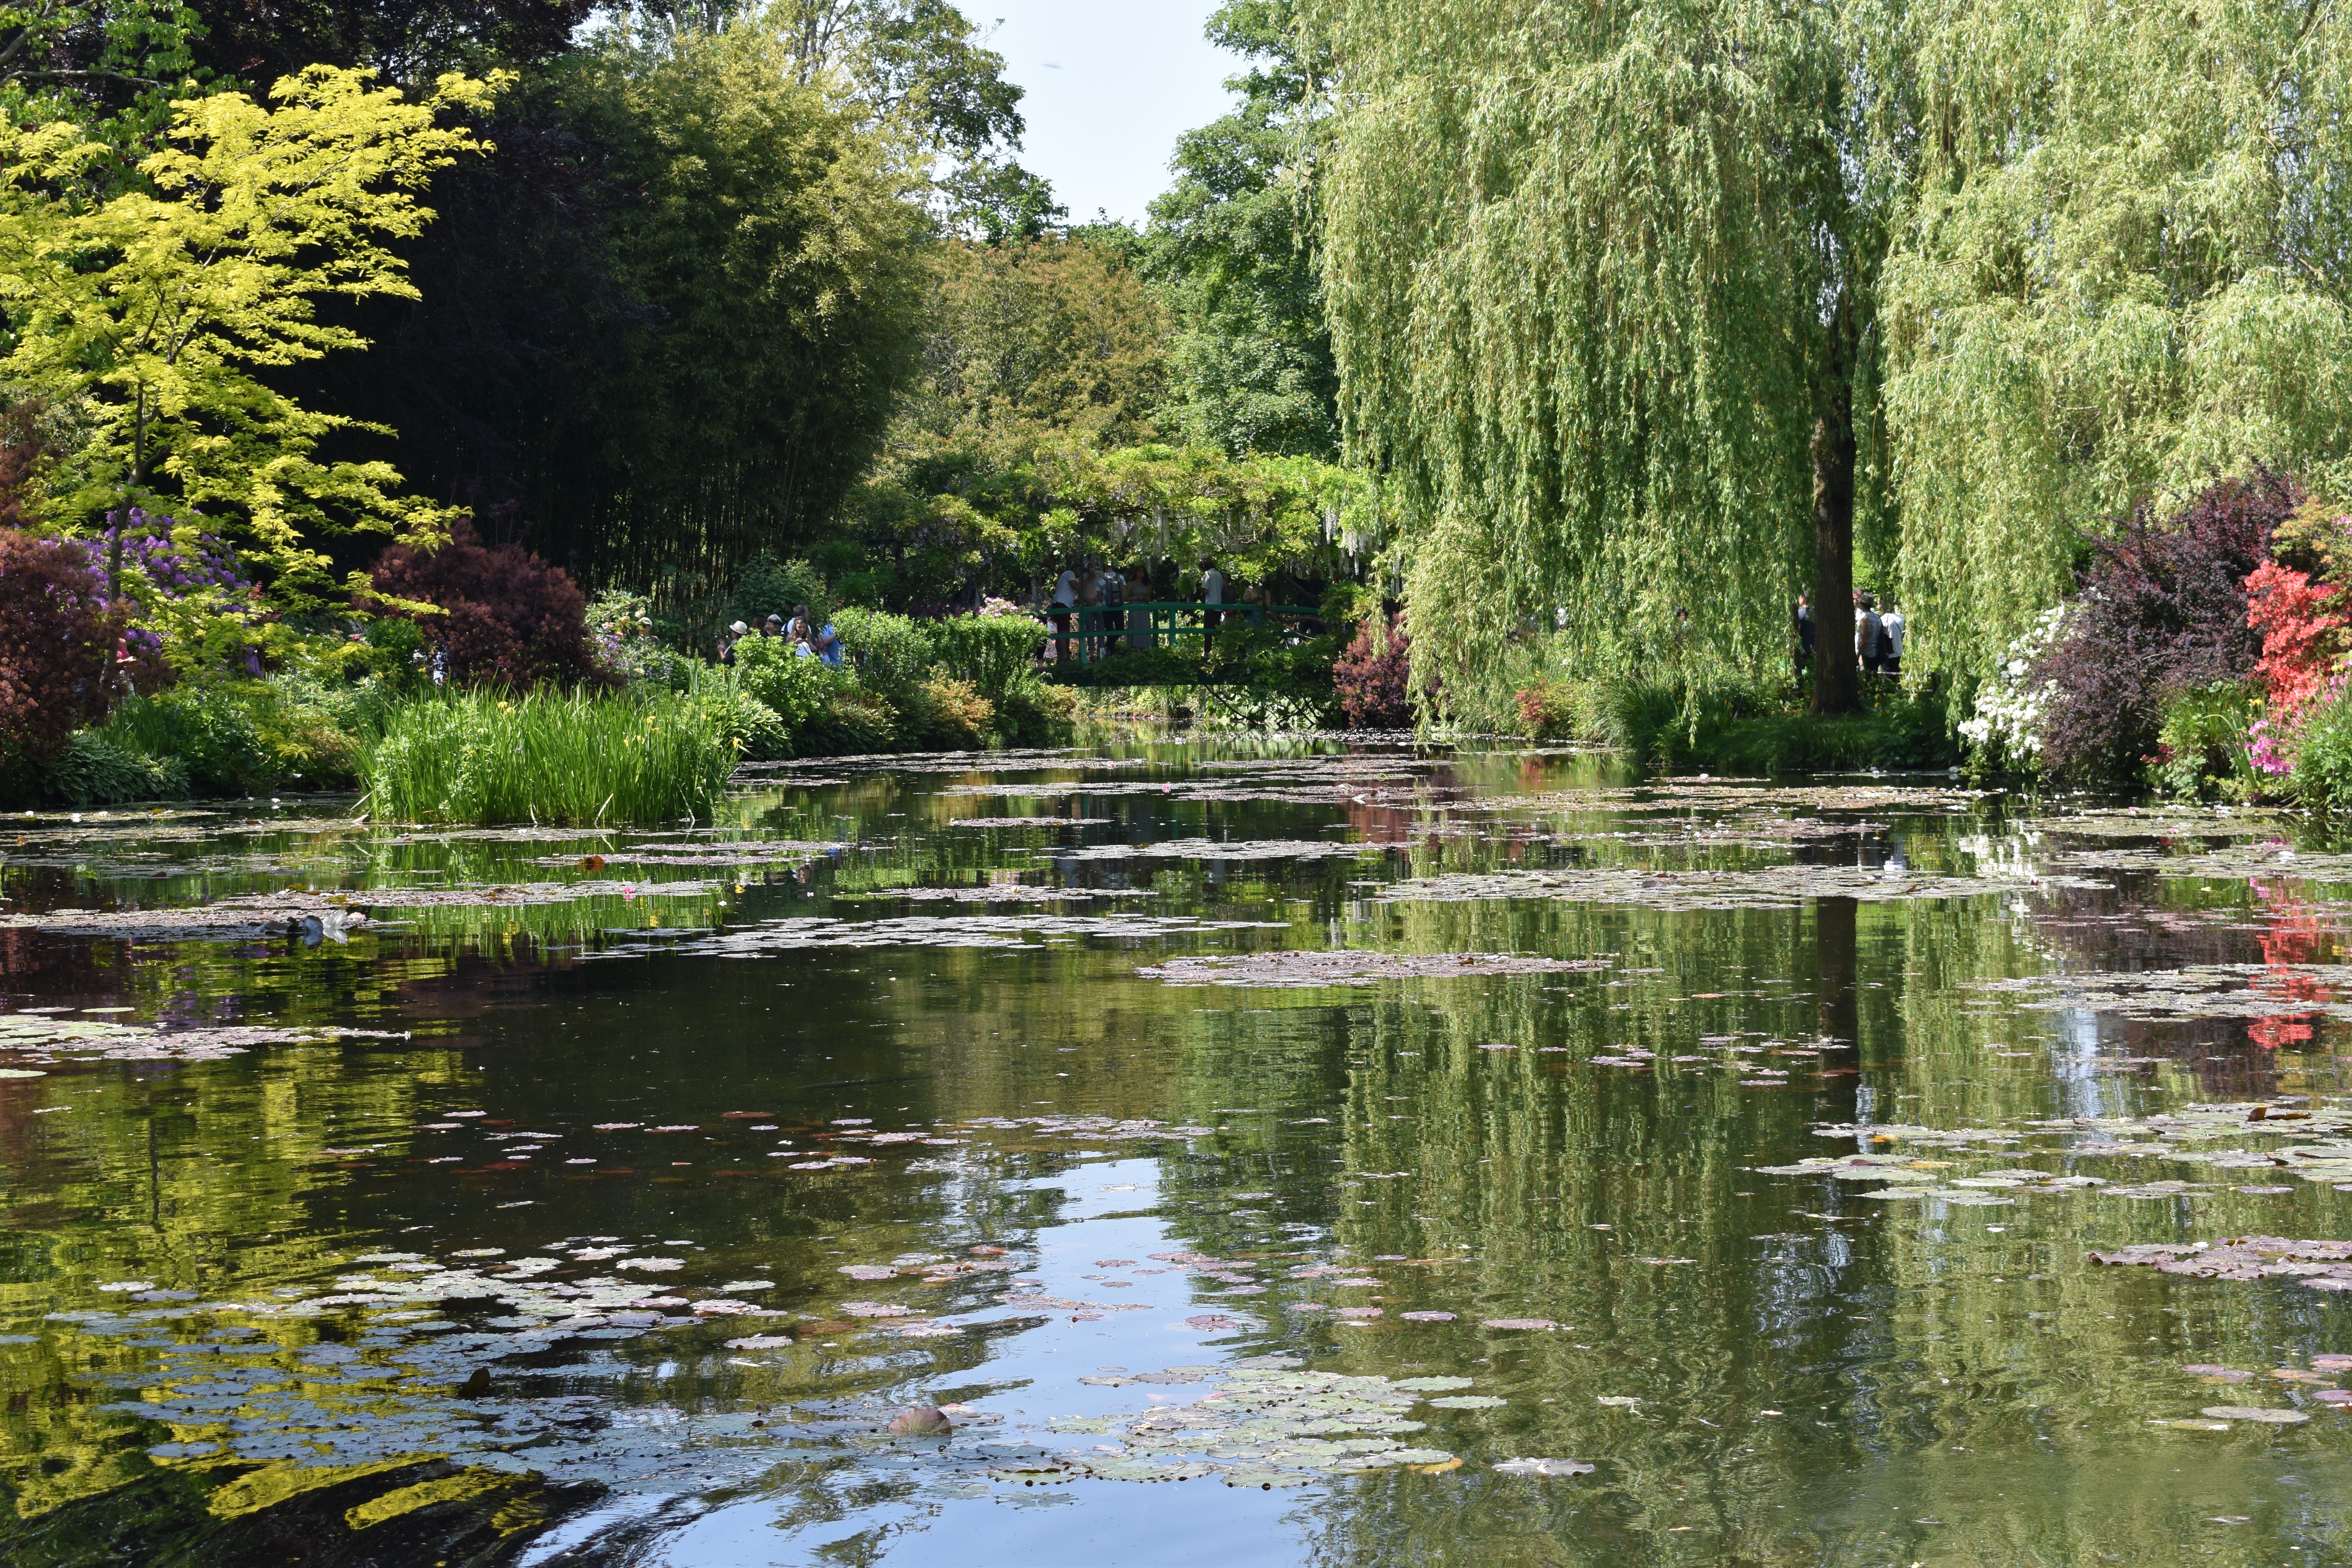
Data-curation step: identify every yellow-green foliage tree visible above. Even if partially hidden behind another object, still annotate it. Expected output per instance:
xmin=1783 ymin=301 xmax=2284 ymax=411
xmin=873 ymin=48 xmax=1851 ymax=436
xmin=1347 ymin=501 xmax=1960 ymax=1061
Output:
xmin=0 ymin=65 xmax=498 ymax=609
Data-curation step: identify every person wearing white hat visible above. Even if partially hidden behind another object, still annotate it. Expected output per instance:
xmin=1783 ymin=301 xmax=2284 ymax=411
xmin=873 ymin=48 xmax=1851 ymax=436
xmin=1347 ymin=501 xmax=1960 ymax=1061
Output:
xmin=721 ymin=620 xmax=748 ymax=666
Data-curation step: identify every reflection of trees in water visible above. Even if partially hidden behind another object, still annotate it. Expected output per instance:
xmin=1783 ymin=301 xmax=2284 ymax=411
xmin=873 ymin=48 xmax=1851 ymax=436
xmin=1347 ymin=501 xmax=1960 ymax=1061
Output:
xmin=2019 ymin=873 xmax=2348 ymax=1100
xmin=1181 ymin=901 xmax=2352 ymax=1567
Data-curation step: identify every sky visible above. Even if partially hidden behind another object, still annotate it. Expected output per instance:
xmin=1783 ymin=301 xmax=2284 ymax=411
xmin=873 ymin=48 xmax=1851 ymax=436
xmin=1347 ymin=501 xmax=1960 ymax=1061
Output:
xmin=972 ymin=1 xmax=1245 ymax=227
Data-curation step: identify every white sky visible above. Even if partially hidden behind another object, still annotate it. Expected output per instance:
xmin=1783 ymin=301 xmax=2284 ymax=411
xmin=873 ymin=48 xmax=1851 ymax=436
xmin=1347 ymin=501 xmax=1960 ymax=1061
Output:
xmin=972 ymin=1 xmax=1245 ymax=226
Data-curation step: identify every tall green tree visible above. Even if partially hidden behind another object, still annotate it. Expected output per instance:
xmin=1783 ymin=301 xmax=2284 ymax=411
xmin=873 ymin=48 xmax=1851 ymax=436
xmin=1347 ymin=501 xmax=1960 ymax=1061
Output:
xmin=1314 ymin=0 xmax=1881 ymax=718
xmin=1144 ymin=0 xmax=1336 ymax=460
xmin=0 ymin=0 xmax=201 ymax=154
xmin=1316 ymin=0 xmax=2352 ymax=719
xmin=508 ymin=18 xmax=930 ymax=587
xmin=607 ymin=0 xmax=1059 ymax=238
xmin=1882 ymin=0 xmax=2352 ymax=684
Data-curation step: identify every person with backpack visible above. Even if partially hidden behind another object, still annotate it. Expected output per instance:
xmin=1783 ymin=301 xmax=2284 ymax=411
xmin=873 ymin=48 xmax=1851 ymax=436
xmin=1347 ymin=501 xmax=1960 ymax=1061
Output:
xmin=1853 ymin=592 xmax=1885 ymax=676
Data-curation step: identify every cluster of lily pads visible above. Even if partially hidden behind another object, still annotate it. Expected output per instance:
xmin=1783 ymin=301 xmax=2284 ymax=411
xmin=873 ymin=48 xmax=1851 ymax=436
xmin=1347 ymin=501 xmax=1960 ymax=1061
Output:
xmin=1377 ymin=863 xmax=2105 ymax=911
xmin=1972 ymin=964 xmax=2352 ymax=1026
xmin=1755 ymin=1099 xmax=2352 ymax=1205
xmin=0 ymin=1009 xmax=409 ymax=1067
xmin=2148 ymin=1355 xmax=2352 ymax=1430
xmin=575 ymin=912 xmax=1286 ymax=963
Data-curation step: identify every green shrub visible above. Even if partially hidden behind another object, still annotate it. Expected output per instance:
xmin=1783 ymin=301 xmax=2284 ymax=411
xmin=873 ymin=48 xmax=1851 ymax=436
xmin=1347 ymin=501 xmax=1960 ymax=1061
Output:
xmin=728 ymin=641 xmax=899 ymax=756
xmin=41 ymin=731 xmax=189 ymax=806
xmin=1581 ymin=674 xmax=1957 ymax=775
xmin=930 ymin=612 xmax=1045 ymax=704
xmin=690 ymin=685 xmax=787 ymax=762
xmin=90 ymin=673 xmax=376 ymax=797
xmin=2290 ymin=681 xmax=2352 ymax=815
xmin=995 ymin=672 xmax=1077 ymax=745
xmin=2152 ymin=681 xmax=2262 ymax=800
xmin=361 ymin=689 xmax=733 ymax=825
xmin=914 ymin=675 xmax=994 ymax=748
xmin=829 ymin=608 xmax=936 ymax=708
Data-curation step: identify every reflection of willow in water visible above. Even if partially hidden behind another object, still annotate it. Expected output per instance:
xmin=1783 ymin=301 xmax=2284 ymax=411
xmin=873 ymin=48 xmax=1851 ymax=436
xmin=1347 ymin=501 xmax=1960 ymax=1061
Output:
xmin=1252 ymin=904 xmax=2352 ymax=1566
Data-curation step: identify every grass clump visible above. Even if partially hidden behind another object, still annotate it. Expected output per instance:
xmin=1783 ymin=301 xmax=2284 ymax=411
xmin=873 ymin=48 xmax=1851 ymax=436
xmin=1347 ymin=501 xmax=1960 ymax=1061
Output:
xmin=362 ymin=690 xmax=733 ymax=825
xmin=1518 ymin=672 xmax=1959 ymax=774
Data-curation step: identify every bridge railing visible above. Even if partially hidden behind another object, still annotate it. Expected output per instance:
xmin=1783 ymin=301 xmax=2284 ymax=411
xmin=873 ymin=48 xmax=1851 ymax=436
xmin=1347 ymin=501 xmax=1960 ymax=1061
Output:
xmin=1033 ymin=603 xmax=1324 ymax=666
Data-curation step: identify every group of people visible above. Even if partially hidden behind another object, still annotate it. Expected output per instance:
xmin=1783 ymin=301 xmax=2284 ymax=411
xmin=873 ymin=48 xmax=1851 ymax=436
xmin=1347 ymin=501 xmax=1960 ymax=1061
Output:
xmin=1792 ymin=590 xmax=1907 ymax=680
xmin=1046 ymin=560 xmax=1232 ymax=661
xmin=720 ymin=606 xmax=842 ymax=667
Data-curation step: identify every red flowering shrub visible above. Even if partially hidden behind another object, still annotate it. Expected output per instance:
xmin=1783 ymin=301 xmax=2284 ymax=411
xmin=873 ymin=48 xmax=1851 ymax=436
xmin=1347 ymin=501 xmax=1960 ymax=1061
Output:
xmin=2032 ymin=471 xmax=2296 ymax=784
xmin=369 ymin=522 xmax=606 ymax=691
xmin=1334 ymin=613 xmax=1416 ymax=728
xmin=0 ymin=530 xmax=126 ymax=775
xmin=2246 ymin=557 xmax=2348 ymax=719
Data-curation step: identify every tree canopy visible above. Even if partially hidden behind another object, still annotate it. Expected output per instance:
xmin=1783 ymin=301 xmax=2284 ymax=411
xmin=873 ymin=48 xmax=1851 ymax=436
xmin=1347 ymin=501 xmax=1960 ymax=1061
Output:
xmin=1143 ymin=0 xmax=1338 ymax=460
xmin=0 ymin=64 xmax=495 ymax=605
xmin=1312 ymin=0 xmax=2352 ymax=722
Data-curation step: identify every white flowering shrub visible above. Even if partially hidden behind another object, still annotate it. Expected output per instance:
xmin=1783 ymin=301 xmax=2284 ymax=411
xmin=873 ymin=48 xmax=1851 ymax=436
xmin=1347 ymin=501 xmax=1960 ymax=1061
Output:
xmin=1958 ymin=604 xmax=2071 ymax=773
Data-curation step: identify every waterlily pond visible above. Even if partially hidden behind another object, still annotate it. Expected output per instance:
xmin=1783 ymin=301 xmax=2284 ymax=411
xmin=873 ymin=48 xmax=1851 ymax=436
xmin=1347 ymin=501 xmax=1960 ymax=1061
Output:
xmin=5 ymin=739 xmax=2352 ymax=1565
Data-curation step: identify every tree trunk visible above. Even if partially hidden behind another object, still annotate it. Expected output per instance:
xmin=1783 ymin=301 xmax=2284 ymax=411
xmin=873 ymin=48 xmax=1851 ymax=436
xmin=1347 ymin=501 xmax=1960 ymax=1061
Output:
xmin=1810 ymin=309 xmax=1859 ymax=717
xmin=1814 ymin=895 xmax=1859 ymax=1050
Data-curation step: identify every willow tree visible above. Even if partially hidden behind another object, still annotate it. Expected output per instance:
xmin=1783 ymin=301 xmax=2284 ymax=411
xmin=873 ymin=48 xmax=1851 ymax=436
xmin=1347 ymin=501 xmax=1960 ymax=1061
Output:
xmin=1883 ymin=0 xmax=2352 ymax=680
xmin=1317 ymin=0 xmax=2352 ymax=717
xmin=1315 ymin=0 xmax=1899 ymax=717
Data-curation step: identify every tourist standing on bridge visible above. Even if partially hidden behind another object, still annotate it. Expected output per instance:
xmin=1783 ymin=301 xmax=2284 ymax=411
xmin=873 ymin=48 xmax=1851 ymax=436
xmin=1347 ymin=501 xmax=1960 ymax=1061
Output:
xmin=1050 ymin=563 xmax=1078 ymax=661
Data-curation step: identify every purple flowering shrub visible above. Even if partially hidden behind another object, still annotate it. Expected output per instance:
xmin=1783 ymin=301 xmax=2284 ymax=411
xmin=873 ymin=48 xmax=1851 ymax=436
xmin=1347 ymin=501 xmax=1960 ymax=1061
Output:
xmin=102 ymin=509 xmax=268 ymax=678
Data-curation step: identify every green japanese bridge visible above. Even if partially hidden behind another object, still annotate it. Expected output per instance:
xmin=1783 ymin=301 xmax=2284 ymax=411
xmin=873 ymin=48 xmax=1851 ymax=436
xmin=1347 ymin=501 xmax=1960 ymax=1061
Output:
xmin=1033 ymin=602 xmax=1327 ymax=681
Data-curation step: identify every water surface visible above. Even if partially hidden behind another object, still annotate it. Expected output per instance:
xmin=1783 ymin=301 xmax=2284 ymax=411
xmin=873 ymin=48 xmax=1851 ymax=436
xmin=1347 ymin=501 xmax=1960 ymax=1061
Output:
xmin=1 ymin=739 xmax=2347 ymax=1565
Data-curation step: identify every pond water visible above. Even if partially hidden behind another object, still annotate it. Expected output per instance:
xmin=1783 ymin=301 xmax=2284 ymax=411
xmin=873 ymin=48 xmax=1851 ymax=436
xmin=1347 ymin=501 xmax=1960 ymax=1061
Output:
xmin=2 ymin=737 xmax=2350 ymax=1566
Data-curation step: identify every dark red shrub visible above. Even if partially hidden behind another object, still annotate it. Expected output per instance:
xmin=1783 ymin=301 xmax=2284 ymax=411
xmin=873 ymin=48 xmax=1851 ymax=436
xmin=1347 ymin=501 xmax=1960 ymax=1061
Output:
xmin=369 ymin=521 xmax=606 ymax=691
xmin=0 ymin=403 xmax=42 ymax=528
xmin=2033 ymin=471 xmax=2298 ymax=784
xmin=1334 ymin=612 xmax=1417 ymax=728
xmin=0 ymin=530 xmax=127 ymax=771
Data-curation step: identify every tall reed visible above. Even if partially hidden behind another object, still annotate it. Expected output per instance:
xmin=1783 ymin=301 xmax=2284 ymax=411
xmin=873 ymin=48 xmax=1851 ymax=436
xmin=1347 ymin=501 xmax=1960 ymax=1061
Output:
xmin=361 ymin=690 xmax=733 ymax=825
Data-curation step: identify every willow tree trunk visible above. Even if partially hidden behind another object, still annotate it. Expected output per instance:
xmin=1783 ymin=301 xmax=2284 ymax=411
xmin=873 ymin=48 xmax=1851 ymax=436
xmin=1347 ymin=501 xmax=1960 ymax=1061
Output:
xmin=1810 ymin=293 xmax=1860 ymax=717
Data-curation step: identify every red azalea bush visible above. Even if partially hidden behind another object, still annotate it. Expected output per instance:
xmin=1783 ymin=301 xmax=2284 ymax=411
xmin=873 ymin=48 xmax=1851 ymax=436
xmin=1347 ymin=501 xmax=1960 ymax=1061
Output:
xmin=2246 ymin=557 xmax=2348 ymax=719
xmin=0 ymin=530 xmax=127 ymax=774
xmin=2245 ymin=498 xmax=2352 ymax=720
xmin=369 ymin=522 xmax=606 ymax=691
xmin=2031 ymin=471 xmax=2297 ymax=784
xmin=1334 ymin=612 xmax=1417 ymax=728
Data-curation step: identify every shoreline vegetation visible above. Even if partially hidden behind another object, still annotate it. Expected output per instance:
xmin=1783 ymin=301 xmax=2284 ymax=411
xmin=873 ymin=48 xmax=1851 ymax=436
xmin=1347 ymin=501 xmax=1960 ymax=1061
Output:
xmin=6 ymin=4 xmax=2352 ymax=824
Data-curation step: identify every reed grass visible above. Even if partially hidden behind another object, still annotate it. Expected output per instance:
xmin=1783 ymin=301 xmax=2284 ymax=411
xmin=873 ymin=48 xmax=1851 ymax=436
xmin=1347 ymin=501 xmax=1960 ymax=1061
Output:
xmin=361 ymin=690 xmax=734 ymax=825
